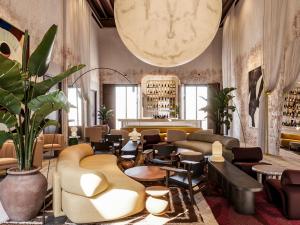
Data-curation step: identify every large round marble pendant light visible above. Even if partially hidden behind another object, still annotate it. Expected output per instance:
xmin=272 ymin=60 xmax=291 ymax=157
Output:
xmin=114 ymin=0 xmax=222 ymax=67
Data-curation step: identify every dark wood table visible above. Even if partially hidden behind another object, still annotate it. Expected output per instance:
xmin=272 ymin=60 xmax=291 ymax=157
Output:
xmin=124 ymin=166 xmax=168 ymax=182
xmin=208 ymin=158 xmax=263 ymax=215
xmin=121 ymin=140 xmax=140 ymax=156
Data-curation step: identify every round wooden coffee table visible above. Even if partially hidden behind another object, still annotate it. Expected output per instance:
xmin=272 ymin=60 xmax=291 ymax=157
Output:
xmin=124 ymin=166 xmax=168 ymax=182
xmin=252 ymin=165 xmax=285 ymax=183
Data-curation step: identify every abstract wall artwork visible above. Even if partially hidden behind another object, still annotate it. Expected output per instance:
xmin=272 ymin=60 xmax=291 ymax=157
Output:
xmin=0 ymin=18 xmax=24 ymax=62
xmin=248 ymin=66 xmax=264 ymax=128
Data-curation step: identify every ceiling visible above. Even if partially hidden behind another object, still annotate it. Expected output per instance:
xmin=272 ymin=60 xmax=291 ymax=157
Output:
xmin=87 ymin=0 xmax=238 ymax=28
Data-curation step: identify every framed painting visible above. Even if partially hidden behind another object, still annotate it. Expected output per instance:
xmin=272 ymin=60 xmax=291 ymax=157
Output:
xmin=0 ymin=18 xmax=25 ymax=62
xmin=248 ymin=66 xmax=264 ymax=128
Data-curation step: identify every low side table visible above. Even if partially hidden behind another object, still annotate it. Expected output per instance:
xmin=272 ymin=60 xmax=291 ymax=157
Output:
xmin=145 ymin=186 xmax=169 ymax=215
xmin=252 ymin=165 xmax=285 ymax=183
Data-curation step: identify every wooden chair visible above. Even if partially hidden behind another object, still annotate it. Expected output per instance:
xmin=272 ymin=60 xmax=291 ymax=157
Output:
xmin=161 ymin=154 xmax=206 ymax=204
xmin=145 ymin=144 xmax=178 ymax=166
xmin=104 ymin=134 xmax=123 ymax=155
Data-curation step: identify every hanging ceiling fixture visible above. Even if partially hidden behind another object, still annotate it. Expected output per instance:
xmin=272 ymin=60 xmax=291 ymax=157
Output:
xmin=114 ymin=0 xmax=222 ymax=67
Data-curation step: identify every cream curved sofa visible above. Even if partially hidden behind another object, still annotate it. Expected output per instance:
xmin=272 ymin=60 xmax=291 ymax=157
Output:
xmin=53 ymin=144 xmax=145 ymax=223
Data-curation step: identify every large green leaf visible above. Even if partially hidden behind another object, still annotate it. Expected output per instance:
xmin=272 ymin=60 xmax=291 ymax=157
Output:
xmin=33 ymin=119 xmax=59 ymax=137
xmin=30 ymin=64 xmax=85 ymax=99
xmin=28 ymin=25 xmax=57 ymax=77
xmin=0 ymin=88 xmax=22 ymax=114
xmin=30 ymin=91 xmax=69 ymax=127
xmin=0 ymin=111 xmax=17 ymax=128
xmin=0 ymin=131 xmax=12 ymax=148
xmin=28 ymin=90 xmax=69 ymax=111
xmin=0 ymin=54 xmax=24 ymax=100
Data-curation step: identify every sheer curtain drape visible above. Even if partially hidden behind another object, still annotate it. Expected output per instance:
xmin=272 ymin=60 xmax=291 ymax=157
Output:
xmin=222 ymin=6 xmax=241 ymax=140
xmin=282 ymin=1 xmax=300 ymax=92
xmin=258 ymin=0 xmax=287 ymax=153
xmin=63 ymin=0 xmax=91 ymax=137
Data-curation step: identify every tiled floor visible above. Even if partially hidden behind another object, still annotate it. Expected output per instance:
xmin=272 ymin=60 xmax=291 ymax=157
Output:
xmin=263 ymin=148 xmax=300 ymax=169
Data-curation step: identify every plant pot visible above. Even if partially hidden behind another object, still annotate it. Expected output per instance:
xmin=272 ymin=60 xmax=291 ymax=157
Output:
xmin=0 ymin=167 xmax=47 ymax=221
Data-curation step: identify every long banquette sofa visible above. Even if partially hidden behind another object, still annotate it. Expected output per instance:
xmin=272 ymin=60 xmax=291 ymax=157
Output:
xmin=172 ymin=131 xmax=240 ymax=161
xmin=53 ymin=144 xmax=145 ymax=223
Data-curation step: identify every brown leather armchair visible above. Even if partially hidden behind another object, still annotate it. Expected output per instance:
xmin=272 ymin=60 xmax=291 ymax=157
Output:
xmin=232 ymin=147 xmax=270 ymax=178
xmin=41 ymin=134 xmax=64 ymax=153
xmin=265 ymin=170 xmax=300 ymax=219
xmin=0 ymin=139 xmax=43 ymax=170
xmin=0 ymin=141 xmax=17 ymax=170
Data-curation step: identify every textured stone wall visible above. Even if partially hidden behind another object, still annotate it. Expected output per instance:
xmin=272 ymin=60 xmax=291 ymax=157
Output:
xmin=0 ymin=0 xmax=64 ymax=75
xmin=97 ymin=28 xmax=222 ymax=86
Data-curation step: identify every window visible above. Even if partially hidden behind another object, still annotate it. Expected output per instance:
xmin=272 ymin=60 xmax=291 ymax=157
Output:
xmin=68 ymin=87 xmax=82 ymax=126
xmin=183 ymin=85 xmax=208 ymax=129
xmin=115 ymin=86 xmax=139 ymax=129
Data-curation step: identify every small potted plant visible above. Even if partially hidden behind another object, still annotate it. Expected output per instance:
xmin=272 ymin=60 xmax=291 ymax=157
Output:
xmin=0 ymin=25 xmax=84 ymax=221
xmin=98 ymin=105 xmax=113 ymax=132
xmin=201 ymin=87 xmax=236 ymax=135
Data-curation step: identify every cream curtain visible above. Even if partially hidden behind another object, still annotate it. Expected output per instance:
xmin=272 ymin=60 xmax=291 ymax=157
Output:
xmin=282 ymin=39 xmax=300 ymax=92
xmin=222 ymin=6 xmax=241 ymax=140
xmin=282 ymin=0 xmax=300 ymax=92
xmin=258 ymin=0 xmax=288 ymax=153
xmin=63 ymin=0 xmax=92 ymax=138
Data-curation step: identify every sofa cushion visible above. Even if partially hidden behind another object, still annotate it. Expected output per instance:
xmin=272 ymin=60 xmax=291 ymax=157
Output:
xmin=187 ymin=133 xmax=239 ymax=149
xmin=174 ymin=140 xmax=213 ymax=155
xmin=0 ymin=158 xmax=17 ymax=165
xmin=232 ymin=147 xmax=263 ymax=162
xmin=281 ymin=133 xmax=300 ymax=140
xmin=58 ymin=144 xmax=109 ymax=197
xmin=43 ymin=144 xmax=62 ymax=149
xmin=59 ymin=164 xmax=109 ymax=197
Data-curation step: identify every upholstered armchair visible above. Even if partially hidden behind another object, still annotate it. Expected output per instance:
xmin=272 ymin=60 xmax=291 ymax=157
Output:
xmin=145 ymin=143 xmax=178 ymax=166
xmin=161 ymin=153 xmax=206 ymax=204
xmin=0 ymin=139 xmax=43 ymax=170
xmin=0 ymin=141 xmax=17 ymax=171
xmin=85 ymin=126 xmax=104 ymax=144
xmin=232 ymin=147 xmax=270 ymax=178
xmin=140 ymin=129 xmax=160 ymax=149
xmin=265 ymin=170 xmax=300 ymax=219
xmin=41 ymin=134 xmax=65 ymax=153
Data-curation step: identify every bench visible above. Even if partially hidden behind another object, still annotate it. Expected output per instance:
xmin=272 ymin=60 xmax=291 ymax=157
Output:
xmin=208 ymin=159 xmax=263 ymax=214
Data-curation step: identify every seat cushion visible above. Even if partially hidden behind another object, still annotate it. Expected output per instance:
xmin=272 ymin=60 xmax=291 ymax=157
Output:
xmin=0 ymin=158 xmax=18 ymax=170
xmin=174 ymin=140 xmax=212 ymax=155
xmin=232 ymin=147 xmax=263 ymax=162
xmin=43 ymin=144 xmax=62 ymax=149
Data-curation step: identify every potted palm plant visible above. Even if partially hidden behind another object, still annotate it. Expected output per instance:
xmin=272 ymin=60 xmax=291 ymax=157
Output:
xmin=98 ymin=105 xmax=113 ymax=132
xmin=201 ymin=87 xmax=236 ymax=135
xmin=0 ymin=25 xmax=84 ymax=221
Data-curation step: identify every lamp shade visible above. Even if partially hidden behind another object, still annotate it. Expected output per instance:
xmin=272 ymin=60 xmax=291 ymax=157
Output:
xmin=114 ymin=0 xmax=222 ymax=67
xmin=211 ymin=141 xmax=225 ymax=162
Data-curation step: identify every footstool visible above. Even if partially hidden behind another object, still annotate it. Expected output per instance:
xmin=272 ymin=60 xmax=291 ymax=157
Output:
xmin=145 ymin=186 xmax=169 ymax=215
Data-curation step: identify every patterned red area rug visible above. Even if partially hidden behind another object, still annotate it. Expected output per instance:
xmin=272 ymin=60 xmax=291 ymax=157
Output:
xmin=205 ymin=191 xmax=300 ymax=225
